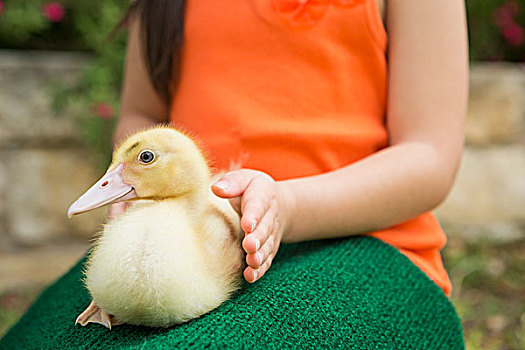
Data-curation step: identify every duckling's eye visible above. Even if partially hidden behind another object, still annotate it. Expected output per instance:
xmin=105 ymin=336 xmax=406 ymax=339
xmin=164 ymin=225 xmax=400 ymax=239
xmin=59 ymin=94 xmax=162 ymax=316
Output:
xmin=138 ymin=150 xmax=155 ymax=164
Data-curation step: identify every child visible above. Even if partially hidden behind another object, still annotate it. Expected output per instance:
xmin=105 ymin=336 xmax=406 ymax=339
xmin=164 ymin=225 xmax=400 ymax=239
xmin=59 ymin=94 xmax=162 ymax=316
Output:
xmin=111 ymin=0 xmax=468 ymax=296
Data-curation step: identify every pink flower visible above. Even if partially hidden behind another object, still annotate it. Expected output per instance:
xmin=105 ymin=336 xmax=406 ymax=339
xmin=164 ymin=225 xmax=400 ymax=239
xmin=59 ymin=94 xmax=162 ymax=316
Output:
xmin=493 ymin=1 xmax=521 ymax=28
xmin=0 ymin=1 xmax=4 ymax=16
xmin=92 ymin=103 xmax=114 ymax=120
xmin=503 ymin=23 xmax=524 ymax=46
xmin=504 ymin=0 xmax=520 ymax=16
xmin=42 ymin=2 xmax=66 ymax=23
xmin=493 ymin=1 xmax=524 ymax=47
xmin=493 ymin=6 xmax=514 ymax=28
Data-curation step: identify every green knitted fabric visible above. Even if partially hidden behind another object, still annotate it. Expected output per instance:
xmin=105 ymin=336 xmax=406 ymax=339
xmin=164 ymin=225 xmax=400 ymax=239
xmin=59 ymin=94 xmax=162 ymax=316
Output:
xmin=1 ymin=237 xmax=463 ymax=349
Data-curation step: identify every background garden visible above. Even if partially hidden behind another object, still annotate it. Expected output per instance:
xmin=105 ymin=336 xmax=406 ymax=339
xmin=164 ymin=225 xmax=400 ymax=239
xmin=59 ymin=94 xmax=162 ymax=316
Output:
xmin=0 ymin=1 xmax=524 ymax=349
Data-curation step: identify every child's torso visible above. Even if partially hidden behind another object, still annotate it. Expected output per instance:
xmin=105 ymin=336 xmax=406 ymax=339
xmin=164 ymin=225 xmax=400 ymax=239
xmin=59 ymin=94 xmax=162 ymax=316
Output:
xmin=170 ymin=0 xmax=452 ymax=295
xmin=171 ymin=0 xmax=388 ymax=178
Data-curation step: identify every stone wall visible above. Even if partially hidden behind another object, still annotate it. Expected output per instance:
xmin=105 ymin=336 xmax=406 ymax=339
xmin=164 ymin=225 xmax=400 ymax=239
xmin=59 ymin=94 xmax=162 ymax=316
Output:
xmin=0 ymin=51 xmax=524 ymax=249
xmin=0 ymin=51 xmax=105 ymax=250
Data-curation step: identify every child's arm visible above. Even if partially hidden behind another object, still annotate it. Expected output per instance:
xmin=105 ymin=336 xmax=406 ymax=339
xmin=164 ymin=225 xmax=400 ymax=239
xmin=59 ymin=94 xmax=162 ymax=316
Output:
xmin=113 ymin=14 xmax=169 ymax=146
xmin=284 ymin=0 xmax=468 ymax=241
xmin=213 ymin=0 xmax=468 ymax=282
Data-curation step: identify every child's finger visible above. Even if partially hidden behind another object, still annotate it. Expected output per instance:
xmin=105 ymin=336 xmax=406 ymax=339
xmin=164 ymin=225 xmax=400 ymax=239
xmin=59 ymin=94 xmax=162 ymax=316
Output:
xmin=246 ymin=233 xmax=275 ymax=269
xmin=211 ymin=170 xmax=258 ymax=198
xmin=242 ymin=208 xmax=275 ymax=254
xmin=240 ymin=198 xmax=268 ymax=234
xmin=243 ymin=267 xmax=256 ymax=283
xmin=240 ymin=178 xmax=274 ymax=233
xmin=244 ymin=255 xmax=274 ymax=282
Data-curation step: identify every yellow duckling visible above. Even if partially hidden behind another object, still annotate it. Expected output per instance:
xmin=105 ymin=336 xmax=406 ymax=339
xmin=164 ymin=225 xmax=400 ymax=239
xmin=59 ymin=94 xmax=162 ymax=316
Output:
xmin=67 ymin=126 xmax=244 ymax=328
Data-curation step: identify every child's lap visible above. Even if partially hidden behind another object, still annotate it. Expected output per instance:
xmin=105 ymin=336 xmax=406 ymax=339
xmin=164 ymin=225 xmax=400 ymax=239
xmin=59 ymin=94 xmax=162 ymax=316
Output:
xmin=0 ymin=236 xmax=463 ymax=349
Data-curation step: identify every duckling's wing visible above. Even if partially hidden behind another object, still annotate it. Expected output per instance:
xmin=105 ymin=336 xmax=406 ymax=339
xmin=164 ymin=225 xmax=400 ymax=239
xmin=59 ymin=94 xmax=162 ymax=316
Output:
xmin=75 ymin=300 xmax=123 ymax=330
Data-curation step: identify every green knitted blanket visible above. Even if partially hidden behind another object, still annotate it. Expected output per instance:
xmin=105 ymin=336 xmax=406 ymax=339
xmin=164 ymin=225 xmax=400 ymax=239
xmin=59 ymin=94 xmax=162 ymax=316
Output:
xmin=0 ymin=237 xmax=463 ymax=349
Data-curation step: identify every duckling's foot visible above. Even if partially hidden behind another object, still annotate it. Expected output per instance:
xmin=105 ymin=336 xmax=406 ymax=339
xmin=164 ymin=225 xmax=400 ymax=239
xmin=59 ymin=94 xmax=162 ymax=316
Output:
xmin=75 ymin=300 xmax=122 ymax=330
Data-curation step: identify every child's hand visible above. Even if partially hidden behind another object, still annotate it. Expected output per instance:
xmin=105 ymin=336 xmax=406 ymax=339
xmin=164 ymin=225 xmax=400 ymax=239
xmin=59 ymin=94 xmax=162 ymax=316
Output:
xmin=211 ymin=169 xmax=294 ymax=283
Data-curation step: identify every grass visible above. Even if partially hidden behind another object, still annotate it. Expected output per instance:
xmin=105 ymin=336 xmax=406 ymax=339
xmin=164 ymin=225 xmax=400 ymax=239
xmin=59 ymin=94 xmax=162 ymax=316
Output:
xmin=444 ymin=237 xmax=525 ymax=350
xmin=1 ymin=237 xmax=523 ymax=349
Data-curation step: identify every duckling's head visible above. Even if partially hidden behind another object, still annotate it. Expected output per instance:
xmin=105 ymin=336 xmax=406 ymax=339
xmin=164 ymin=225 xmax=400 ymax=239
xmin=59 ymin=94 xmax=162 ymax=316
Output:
xmin=68 ymin=126 xmax=211 ymax=217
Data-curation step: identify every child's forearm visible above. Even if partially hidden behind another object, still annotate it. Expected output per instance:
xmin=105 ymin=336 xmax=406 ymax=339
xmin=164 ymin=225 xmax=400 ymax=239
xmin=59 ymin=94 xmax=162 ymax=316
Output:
xmin=280 ymin=141 xmax=459 ymax=243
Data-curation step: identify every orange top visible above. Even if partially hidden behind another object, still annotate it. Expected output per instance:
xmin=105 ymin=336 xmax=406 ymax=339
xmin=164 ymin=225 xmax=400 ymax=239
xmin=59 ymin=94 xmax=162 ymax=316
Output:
xmin=170 ymin=0 xmax=451 ymax=295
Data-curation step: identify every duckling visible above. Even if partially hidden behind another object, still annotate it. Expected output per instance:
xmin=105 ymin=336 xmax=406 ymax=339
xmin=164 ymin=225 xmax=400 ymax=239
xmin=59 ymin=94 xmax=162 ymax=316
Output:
xmin=67 ymin=126 xmax=244 ymax=328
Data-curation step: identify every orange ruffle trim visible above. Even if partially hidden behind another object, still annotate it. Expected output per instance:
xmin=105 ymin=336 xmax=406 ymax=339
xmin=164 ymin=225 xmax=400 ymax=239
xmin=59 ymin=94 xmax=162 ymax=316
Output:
xmin=271 ymin=0 xmax=366 ymax=28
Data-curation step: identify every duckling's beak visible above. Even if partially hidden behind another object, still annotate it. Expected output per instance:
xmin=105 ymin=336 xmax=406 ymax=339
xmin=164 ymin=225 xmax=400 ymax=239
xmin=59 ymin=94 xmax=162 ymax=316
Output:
xmin=67 ymin=163 xmax=137 ymax=218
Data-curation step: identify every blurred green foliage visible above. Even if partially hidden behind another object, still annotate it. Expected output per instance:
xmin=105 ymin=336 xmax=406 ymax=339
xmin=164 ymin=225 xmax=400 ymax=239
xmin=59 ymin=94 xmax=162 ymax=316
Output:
xmin=1 ymin=0 xmax=128 ymax=166
xmin=0 ymin=0 xmax=129 ymax=50
xmin=467 ymin=0 xmax=525 ymax=61
xmin=0 ymin=0 xmax=524 ymax=164
xmin=1 ymin=0 xmax=524 ymax=58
